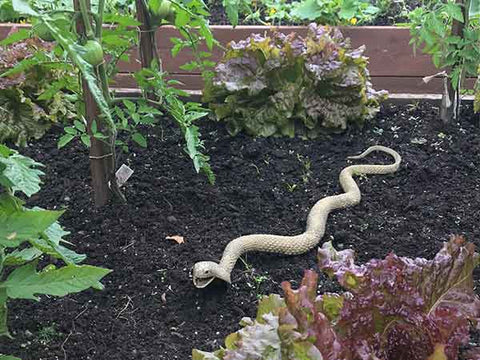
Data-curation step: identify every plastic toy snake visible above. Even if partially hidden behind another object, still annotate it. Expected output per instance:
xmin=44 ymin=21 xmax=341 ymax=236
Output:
xmin=192 ymin=145 xmax=401 ymax=288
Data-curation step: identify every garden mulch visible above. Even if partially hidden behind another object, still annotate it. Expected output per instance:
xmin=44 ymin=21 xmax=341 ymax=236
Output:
xmin=1 ymin=102 xmax=480 ymax=359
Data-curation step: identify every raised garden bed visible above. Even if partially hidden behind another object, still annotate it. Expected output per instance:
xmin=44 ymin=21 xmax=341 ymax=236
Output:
xmin=1 ymin=23 xmax=474 ymax=94
xmin=1 ymin=102 xmax=479 ymax=359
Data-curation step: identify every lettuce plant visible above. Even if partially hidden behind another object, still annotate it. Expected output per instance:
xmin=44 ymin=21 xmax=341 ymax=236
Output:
xmin=0 ymin=144 xmax=111 ymax=359
xmin=203 ymin=23 xmax=387 ymax=138
xmin=0 ymin=36 xmax=76 ymax=146
xmin=193 ymin=236 xmax=480 ymax=360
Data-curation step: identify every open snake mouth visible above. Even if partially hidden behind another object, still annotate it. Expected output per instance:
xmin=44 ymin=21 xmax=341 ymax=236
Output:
xmin=193 ymin=276 xmax=215 ymax=288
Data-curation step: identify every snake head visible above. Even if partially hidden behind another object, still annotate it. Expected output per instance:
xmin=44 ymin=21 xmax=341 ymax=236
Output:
xmin=192 ymin=261 xmax=231 ymax=288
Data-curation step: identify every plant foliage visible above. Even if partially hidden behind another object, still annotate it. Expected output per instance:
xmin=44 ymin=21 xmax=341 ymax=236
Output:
xmin=0 ymin=36 xmax=76 ymax=146
xmin=134 ymin=66 xmax=215 ymax=184
xmin=292 ymin=0 xmax=379 ymax=25
xmin=409 ymin=1 xmax=480 ymax=91
xmin=0 ymin=144 xmax=111 ymax=357
xmin=204 ymin=24 xmax=387 ymax=138
xmin=218 ymin=0 xmax=405 ymax=27
xmin=2 ymin=0 xmax=215 ymax=197
xmin=193 ymin=236 xmax=480 ymax=360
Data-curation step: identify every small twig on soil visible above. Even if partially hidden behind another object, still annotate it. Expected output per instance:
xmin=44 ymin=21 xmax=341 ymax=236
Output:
xmin=116 ymin=295 xmax=132 ymax=319
xmin=74 ymin=306 xmax=89 ymax=320
xmin=121 ymin=241 xmax=135 ymax=251
xmin=61 ymin=330 xmax=73 ymax=360
xmin=61 ymin=305 xmax=88 ymax=360
xmin=116 ymin=296 xmax=133 ymax=319
xmin=162 ymin=196 xmax=174 ymax=212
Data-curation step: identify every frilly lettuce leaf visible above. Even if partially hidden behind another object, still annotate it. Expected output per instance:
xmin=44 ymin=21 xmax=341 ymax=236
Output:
xmin=318 ymin=235 xmax=480 ymax=359
xmin=204 ymin=23 xmax=387 ymax=138
xmin=0 ymin=37 xmax=76 ymax=146
xmin=194 ymin=236 xmax=480 ymax=360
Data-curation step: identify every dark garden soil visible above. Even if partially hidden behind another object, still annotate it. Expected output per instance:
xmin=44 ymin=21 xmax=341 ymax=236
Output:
xmin=1 ymin=102 xmax=480 ymax=359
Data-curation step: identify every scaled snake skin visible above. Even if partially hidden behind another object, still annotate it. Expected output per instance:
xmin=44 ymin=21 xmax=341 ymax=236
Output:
xmin=192 ymin=145 xmax=401 ymax=288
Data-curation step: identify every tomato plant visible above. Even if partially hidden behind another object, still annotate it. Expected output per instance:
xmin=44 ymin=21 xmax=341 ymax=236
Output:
xmin=409 ymin=0 xmax=480 ymax=122
xmin=3 ymin=0 xmax=216 ymax=206
xmin=0 ymin=144 xmax=111 ymax=360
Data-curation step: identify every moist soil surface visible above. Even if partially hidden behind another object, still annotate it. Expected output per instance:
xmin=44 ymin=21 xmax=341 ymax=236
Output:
xmin=2 ymin=102 xmax=480 ymax=359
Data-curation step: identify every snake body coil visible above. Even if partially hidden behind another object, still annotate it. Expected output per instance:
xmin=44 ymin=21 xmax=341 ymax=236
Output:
xmin=193 ymin=145 xmax=401 ymax=288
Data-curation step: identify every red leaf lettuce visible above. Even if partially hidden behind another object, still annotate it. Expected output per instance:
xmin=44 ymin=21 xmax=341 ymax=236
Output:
xmin=193 ymin=236 xmax=480 ymax=360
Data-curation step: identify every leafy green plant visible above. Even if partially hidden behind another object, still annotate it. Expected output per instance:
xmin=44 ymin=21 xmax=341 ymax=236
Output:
xmin=220 ymin=0 xmax=295 ymax=26
xmin=218 ymin=0 xmax=380 ymax=26
xmin=193 ymin=236 xmax=480 ymax=360
xmin=0 ymin=144 xmax=111 ymax=359
xmin=204 ymin=24 xmax=387 ymax=138
xmin=409 ymin=0 xmax=480 ymax=122
xmin=3 ymin=0 xmax=215 ymax=205
xmin=0 ymin=0 xmax=20 ymax=22
xmin=0 ymin=36 xmax=76 ymax=146
xmin=133 ymin=66 xmax=215 ymax=183
xmin=292 ymin=0 xmax=379 ymax=25
xmin=167 ymin=0 xmax=218 ymax=80
xmin=220 ymin=0 xmax=254 ymax=26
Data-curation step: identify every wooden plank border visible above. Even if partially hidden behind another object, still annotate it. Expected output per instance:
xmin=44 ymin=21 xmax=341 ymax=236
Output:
xmin=0 ymin=23 xmax=473 ymax=94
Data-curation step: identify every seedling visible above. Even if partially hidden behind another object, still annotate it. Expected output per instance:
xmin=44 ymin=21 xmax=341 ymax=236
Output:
xmin=297 ymin=154 xmax=312 ymax=184
xmin=37 ymin=324 xmax=61 ymax=345
xmin=239 ymin=257 xmax=271 ymax=299
xmin=284 ymin=183 xmax=298 ymax=193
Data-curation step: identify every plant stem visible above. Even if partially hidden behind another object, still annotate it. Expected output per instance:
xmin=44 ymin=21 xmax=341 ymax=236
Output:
xmin=97 ymin=0 xmax=105 ymax=38
xmin=98 ymin=64 xmax=112 ymax=104
xmin=0 ymin=246 xmax=4 ymax=275
xmin=74 ymin=0 xmax=116 ymax=207
xmin=135 ymin=0 xmax=160 ymax=99
xmin=78 ymin=0 xmax=95 ymax=39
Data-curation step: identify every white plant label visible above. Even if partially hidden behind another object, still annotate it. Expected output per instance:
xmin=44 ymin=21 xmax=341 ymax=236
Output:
xmin=116 ymin=164 xmax=134 ymax=187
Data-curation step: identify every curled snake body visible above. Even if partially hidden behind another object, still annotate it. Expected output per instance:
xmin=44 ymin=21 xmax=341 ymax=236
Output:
xmin=193 ymin=145 xmax=401 ymax=288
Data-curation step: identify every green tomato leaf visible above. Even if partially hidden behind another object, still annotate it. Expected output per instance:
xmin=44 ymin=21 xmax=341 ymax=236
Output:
xmin=132 ymin=132 xmax=147 ymax=148
xmin=58 ymin=134 xmax=75 ymax=149
xmin=2 ymin=262 xmax=112 ymax=301
xmin=80 ymin=134 xmax=91 ymax=148
xmin=0 ymin=150 xmax=44 ymax=197
xmin=4 ymin=247 xmax=42 ymax=266
xmin=74 ymin=120 xmax=86 ymax=133
xmin=27 ymin=214 xmax=86 ymax=265
xmin=445 ymin=2 xmax=464 ymax=22
xmin=123 ymin=100 xmax=136 ymax=114
xmin=91 ymin=119 xmax=97 ymax=134
xmin=0 ymin=204 xmax=63 ymax=247
xmin=64 ymin=127 xmax=77 ymax=135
